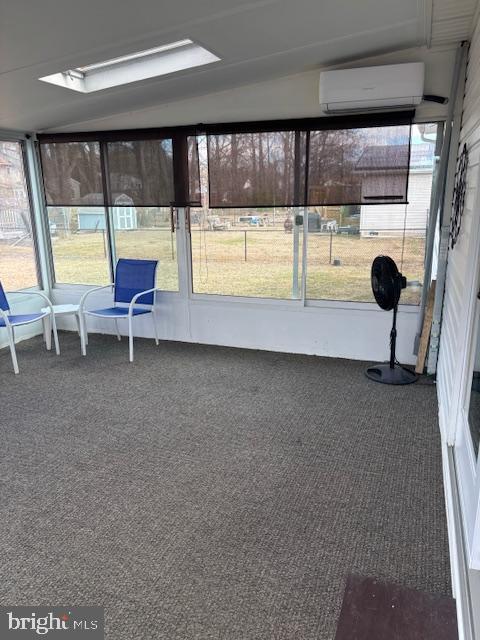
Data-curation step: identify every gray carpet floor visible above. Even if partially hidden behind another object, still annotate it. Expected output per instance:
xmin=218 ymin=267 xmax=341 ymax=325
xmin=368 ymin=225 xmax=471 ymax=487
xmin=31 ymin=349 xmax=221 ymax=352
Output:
xmin=0 ymin=333 xmax=451 ymax=640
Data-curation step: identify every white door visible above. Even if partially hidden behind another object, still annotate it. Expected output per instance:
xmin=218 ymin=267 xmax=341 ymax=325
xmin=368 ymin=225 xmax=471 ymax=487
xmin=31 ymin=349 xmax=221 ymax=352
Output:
xmin=116 ymin=207 xmax=134 ymax=230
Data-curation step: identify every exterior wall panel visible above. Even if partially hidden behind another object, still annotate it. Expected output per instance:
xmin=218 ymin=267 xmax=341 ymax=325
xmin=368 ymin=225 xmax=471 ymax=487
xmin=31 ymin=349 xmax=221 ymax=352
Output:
xmin=437 ymin=26 xmax=480 ymax=429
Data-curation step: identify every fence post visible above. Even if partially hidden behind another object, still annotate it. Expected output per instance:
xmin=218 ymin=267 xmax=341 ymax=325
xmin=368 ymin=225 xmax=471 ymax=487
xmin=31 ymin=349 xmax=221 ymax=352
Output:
xmin=329 ymin=230 xmax=333 ymax=265
xmin=244 ymin=230 xmax=247 ymax=262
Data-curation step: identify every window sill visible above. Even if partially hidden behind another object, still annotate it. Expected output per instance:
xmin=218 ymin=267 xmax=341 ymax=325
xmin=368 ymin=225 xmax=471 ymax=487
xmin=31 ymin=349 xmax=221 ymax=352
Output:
xmin=189 ymin=293 xmax=419 ymax=313
xmin=53 ymin=283 xmax=180 ymax=295
xmin=52 ymin=284 xmax=420 ymax=314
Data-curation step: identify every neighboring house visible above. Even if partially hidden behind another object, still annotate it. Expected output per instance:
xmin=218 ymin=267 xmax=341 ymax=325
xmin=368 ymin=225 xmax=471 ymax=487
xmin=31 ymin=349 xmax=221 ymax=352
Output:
xmin=0 ymin=209 xmax=28 ymax=240
xmin=0 ymin=145 xmax=30 ymax=239
xmin=359 ymin=143 xmax=435 ymax=235
xmin=76 ymin=193 xmax=138 ymax=231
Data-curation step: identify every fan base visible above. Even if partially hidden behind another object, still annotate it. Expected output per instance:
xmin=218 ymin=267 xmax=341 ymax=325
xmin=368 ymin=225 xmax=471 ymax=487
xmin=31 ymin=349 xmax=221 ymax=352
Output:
xmin=365 ymin=363 xmax=418 ymax=385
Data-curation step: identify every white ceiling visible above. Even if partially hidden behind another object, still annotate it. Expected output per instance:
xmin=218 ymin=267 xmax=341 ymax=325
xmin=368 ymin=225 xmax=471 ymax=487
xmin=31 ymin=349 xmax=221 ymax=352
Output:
xmin=0 ymin=0 xmax=476 ymax=132
xmin=430 ymin=0 xmax=479 ymax=46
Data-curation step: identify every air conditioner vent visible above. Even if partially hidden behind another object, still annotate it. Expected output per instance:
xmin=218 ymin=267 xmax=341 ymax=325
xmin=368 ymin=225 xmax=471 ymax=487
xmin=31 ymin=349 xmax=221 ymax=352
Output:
xmin=319 ymin=63 xmax=424 ymax=114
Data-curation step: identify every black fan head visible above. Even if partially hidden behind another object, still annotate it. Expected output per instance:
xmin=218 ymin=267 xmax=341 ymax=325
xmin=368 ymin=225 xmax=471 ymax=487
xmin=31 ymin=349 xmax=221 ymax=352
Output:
xmin=371 ymin=256 xmax=406 ymax=311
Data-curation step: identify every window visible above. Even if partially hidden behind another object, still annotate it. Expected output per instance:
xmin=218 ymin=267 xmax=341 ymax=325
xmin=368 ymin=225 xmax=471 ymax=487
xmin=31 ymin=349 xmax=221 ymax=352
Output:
xmin=39 ymin=39 xmax=220 ymax=93
xmin=41 ymin=141 xmax=111 ymax=284
xmin=306 ymin=123 xmax=439 ymax=304
xmin=191 ymin=119 xmax=414 ymax=301
xmin=105 ymin=139 xmax=174 ymax=206
xmin=39 ymin=114 xmax=433 ymax=303
xmin=105 ymin=140 xmax=178 ymax=290
xmin=190 ymin=206 xmax=303 ymax=299
xmin=307 ymin=125 xmax=410 ymax=205
xmin=47 ymin=206 xmax=111 ymax=285
xmin=40 ymin=141 xmax=103 ymax=206
xmin=41 ymin=138 xmax=179 ymax=289
xmin=0 ymin=140 xmax=39 ymax=290
xmin=46 ymin=204 xmax=179 ymax=289
xmin=191 ymin=134 xmax=304 ymax=299
xmin=207 ymin=130 xmax=306 ymax=208
xmin=112 ymin=207 xmax=178 ymax=291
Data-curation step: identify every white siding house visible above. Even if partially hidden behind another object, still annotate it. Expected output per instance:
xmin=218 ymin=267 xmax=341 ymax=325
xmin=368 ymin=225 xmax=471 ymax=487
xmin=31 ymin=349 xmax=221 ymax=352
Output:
xmin=359 ymin=143 xmax=435 ymax=235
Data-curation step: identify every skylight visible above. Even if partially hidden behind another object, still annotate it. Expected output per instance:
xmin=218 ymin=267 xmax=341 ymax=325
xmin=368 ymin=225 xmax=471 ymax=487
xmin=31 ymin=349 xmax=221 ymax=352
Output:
xmin=39 ymin=39 xmax=220 ymax=93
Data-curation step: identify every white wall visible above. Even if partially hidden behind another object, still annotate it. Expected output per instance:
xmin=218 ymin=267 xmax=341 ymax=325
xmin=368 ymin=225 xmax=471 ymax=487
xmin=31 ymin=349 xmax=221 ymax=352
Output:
xmin=437 ymin=31 xmax=480 ymax=434
xmin=52 ymin=286 xmax=420 ymax=364
xmin=436 ymin=22 xmax=480 ymax=640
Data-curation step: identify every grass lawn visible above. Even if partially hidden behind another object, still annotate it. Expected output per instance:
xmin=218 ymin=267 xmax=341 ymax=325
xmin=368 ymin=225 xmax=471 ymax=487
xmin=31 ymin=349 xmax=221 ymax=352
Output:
xmin=48 ymin=229 xmax=179 ymax=289
xmin=191 ymin=228 xmax=424 ymax=304
xmin=0 ymin=243 xmax=39 ymax=290
xmin=2 ymin=228 xmax=425 ymax=305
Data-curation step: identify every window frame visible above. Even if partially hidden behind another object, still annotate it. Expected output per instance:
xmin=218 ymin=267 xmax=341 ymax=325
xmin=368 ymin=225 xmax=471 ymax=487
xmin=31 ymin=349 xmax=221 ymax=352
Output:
xmin=37 ymin=113 xmax=439 ymax=309
xmin=45 ymin=204 xmax=114 ymax=287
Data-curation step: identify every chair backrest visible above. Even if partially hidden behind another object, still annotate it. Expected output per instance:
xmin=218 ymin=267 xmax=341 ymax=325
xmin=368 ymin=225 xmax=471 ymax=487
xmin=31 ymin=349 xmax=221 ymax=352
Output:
xmin=114 ymin=259 xmax=158 ymax=305
xmin=0 ymin=282 xmax=10 ymax=312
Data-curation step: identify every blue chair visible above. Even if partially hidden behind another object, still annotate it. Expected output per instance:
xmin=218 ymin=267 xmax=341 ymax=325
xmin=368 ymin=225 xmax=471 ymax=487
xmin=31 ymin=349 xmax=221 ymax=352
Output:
xmin=0 ymin=282 xmax=60 ymax=374
xmin=79 ymin=258 xmax=159 ymax=362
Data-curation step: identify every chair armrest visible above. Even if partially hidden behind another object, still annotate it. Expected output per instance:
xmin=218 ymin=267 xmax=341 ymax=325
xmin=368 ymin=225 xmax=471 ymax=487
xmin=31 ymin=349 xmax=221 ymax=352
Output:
xmin=6 ymin=289 xmax=55 ymax=313
xmin=79 ymin=284 xmax=114 ymax=314
xmin=0 ymin=307 xmax=11 ymax=326
xmin=128 ymin=288 xmax=157 ymax=316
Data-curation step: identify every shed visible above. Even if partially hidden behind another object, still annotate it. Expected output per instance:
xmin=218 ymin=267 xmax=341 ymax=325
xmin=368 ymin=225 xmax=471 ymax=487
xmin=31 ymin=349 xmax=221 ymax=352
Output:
xmin=77 ymin=194 xmax=138 ymax=231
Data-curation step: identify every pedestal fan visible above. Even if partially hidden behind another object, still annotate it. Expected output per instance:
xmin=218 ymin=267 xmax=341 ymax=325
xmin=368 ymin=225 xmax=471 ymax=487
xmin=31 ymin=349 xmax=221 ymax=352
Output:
xmin=365 ymin=255 xmax=417 ymax=385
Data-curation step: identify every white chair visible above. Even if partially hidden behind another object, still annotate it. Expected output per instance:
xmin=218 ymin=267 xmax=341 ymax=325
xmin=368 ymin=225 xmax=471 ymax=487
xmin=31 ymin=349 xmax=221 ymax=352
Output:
xmin=79 ymin=258 xmax=159 ymax=362
xmin=0 ymin=282 xmax=60 ymax=374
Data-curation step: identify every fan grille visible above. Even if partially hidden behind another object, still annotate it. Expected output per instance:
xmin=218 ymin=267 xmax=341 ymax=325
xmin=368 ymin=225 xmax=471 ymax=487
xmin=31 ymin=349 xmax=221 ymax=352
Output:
xmin=371 ymin=256 xmax=404 ymax=310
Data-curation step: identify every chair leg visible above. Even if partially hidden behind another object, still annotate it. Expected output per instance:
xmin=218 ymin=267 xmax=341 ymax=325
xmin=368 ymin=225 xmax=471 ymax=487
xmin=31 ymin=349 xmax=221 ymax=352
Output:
xmin=152 ymin=312 xmax=159 ymax=346
xmin=128 ymin=315 xmax=134 ymax=363
xmin=114 ymin=319 xmax=121 ymax=341
xmin=42 ymin=316 xmax=48 ymax=348
xmin=75 ymin=313 xmax=84 ymax=355
xmin=74 ymin=313 xmax=81 ymax=337
xmin=50 ymin=313 xmax=60 ymax=356
xmin=80 ymin=315 xmax=87 ymax=356
xmin=7 ymin=326 xmax=19 ymax=375
xmin=43 ymin=315 xmax=52 ymax=351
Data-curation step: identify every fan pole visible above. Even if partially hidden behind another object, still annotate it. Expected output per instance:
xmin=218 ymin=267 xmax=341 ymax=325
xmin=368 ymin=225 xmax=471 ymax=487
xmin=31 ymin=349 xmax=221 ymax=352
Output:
xmin=365 ymin=303 xmax=417 ymax=385
xmin=389 ymin=305 xmax=397 ymax=369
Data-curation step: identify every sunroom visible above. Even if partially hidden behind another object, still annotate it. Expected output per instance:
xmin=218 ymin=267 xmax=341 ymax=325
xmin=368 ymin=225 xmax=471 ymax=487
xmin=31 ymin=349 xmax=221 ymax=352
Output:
xmin=1 ymin=1 xmax=480 ymax=638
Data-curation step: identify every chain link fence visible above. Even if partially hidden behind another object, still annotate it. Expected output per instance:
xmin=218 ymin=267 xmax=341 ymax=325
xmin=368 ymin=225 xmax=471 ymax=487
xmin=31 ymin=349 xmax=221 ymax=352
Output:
xmin=191 ymin=224 xmax=425 ymax=303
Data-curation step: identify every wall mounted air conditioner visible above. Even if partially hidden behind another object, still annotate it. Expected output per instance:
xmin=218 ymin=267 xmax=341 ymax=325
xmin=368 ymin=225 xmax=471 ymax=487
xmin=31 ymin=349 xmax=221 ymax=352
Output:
xmin=319 ymin=62 xmax=424 ymax=114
